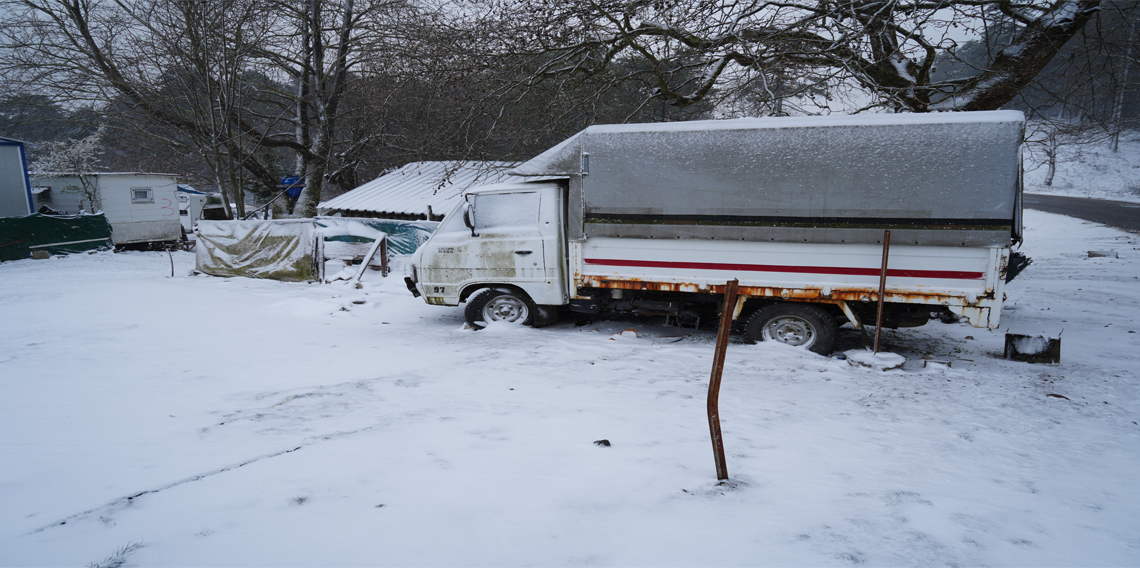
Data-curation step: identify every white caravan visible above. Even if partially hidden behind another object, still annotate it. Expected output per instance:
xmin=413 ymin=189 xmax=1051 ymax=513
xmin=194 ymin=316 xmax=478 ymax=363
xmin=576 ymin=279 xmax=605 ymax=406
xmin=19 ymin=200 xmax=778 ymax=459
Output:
xmin=30 ymin=172 xmax=183 ymax=245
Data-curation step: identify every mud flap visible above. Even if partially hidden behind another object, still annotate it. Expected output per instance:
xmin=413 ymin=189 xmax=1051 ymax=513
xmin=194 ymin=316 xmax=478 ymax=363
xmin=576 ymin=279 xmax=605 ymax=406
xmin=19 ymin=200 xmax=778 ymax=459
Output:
xmin=948 ymin=305 xmax=994 ymax=328
xmin=532 ymin=304 xmax=561 ymax=328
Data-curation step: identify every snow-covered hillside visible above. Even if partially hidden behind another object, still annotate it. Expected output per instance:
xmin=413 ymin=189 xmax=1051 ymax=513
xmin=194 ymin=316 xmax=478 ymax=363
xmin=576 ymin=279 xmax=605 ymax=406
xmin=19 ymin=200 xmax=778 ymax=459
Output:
xmin=1024 ymin=130 xmax=1140 ymax=203
xmin=1 ymin=209 xmax=1138 ymax=566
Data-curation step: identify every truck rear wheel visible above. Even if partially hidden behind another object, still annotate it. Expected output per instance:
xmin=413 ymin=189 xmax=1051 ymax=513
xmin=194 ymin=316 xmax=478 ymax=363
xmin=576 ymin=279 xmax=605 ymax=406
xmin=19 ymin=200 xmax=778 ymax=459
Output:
xmin=744 ymin=303 xmax=837 ymax=355
xmin=465 ymin=288 xmax=535 ymax=328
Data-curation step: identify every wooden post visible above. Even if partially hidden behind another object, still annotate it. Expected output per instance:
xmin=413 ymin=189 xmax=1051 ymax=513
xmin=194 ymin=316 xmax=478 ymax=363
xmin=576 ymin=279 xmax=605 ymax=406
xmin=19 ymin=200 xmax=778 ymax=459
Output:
xmin=353 ymin=234 xmax=387 ymax=284
xmin=316 ymin=235 xmax=326 ymax=282
xmin=873 ymin=230 xmax=891 ymax=354
xmin=380 ymin=236 xmax=389 ymax=277
xmin=707 ymin=279 xmax=738 ymax=481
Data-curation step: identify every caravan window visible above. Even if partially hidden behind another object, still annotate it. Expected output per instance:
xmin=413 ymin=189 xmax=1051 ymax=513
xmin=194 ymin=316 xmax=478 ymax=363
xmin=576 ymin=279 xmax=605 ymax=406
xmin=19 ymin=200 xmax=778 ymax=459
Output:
xmin=131 ymin=188 xmax=154 ymax=204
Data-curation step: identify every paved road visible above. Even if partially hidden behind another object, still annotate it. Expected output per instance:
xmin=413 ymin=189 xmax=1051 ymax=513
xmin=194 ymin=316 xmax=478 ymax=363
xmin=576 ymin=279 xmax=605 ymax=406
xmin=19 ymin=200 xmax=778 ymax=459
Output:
xmin=1024 ymin=193 xmax=1140 ymax=232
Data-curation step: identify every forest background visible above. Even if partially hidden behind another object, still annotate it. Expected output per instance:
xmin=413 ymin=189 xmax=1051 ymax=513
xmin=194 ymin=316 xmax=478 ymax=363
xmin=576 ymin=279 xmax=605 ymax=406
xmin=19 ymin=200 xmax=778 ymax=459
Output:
xmin=0 ymin=0 xmax=1136 ymax=218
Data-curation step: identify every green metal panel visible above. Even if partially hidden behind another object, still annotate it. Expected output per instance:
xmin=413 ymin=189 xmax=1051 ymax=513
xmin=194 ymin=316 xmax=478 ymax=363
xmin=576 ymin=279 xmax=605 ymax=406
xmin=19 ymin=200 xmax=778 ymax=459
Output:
xmin=0 ymin=213 xmax=113 ymax=261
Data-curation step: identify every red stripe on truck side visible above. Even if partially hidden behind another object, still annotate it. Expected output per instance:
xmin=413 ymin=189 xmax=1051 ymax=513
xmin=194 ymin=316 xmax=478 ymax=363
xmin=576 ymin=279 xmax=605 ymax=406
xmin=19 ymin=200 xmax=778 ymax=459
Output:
xmin=583 ymin=258 xmax=986 ymax=280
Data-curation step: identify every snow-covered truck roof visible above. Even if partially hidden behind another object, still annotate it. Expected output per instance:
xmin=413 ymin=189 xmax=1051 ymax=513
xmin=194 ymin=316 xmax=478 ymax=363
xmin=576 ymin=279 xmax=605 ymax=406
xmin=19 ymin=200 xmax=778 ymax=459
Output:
xmin=511 ymin=110 xmax=1025 ymax=247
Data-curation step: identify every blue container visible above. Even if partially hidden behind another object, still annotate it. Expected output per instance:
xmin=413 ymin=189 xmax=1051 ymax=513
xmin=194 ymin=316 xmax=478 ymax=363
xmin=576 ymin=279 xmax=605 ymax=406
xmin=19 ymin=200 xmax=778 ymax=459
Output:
xmin=281 ymin=176 xmax=304 ymax=199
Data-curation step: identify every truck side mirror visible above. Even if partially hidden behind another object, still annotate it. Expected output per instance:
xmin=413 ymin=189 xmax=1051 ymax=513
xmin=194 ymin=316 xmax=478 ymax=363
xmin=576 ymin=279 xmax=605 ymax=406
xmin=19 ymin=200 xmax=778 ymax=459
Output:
xmin=462 ymin=202 xmax=477 ymax=237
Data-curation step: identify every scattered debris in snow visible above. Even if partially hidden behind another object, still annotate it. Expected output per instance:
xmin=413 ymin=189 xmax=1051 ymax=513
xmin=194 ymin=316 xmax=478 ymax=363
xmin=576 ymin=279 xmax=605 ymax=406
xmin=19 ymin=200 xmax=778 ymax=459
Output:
xmin=1088 ymin=250 xmax=1119 ymax=258
xmin=611 ymin=328 xmax=639 ymax=340
xmin=844 ymin=349 xmax=906 ymax=371
xmin=1004 ymin=333 xmax=1062 ymax=364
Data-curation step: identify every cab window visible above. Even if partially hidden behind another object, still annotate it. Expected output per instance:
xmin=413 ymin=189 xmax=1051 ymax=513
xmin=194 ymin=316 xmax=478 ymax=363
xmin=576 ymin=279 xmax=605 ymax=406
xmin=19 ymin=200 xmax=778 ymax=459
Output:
xmin=473 ymin=192 xmax=539 ymax=233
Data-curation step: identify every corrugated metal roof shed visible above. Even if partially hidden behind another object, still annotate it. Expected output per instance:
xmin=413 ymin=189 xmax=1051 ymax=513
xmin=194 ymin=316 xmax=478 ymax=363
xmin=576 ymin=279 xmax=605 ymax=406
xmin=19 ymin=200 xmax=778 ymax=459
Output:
xmin=318 ymin=161 xmax=520 ymax=220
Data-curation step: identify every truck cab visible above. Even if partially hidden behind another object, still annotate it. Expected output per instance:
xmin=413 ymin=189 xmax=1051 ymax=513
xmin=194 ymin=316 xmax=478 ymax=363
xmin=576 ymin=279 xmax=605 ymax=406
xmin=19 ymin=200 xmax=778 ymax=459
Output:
xmin=406 ymin=181 xmax=567 ymax=322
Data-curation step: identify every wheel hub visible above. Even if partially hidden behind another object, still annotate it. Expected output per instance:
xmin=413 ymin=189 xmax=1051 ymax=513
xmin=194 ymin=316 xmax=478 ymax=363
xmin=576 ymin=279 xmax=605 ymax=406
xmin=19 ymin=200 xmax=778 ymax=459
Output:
xmin=483 ymin=295 xmax=528 ymax=323
xmin=763 ymin=316 xmax=815 ymax=347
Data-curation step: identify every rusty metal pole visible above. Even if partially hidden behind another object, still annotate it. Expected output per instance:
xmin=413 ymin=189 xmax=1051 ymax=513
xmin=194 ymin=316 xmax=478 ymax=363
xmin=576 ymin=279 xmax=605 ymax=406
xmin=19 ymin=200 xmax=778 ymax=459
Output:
xmin=707 ymin=279 xmax=738 ymax=481
xmin=873 ymin=230 xmax=892 ymax=354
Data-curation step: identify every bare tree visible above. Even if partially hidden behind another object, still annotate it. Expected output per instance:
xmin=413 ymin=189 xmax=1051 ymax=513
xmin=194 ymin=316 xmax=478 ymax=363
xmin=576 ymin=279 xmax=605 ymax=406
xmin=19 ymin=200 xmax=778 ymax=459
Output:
xmin=0 ymin=0 xmax=405 ymax=217
xmin=448 ymin=0 xmax=1102 ymax=115
xmin=346 ymin=2 xmax=714 ymax=174
xmin=30 ymin=127 xmax=106 ymax=211
xmin=946 ymin=2 xmax=1140 ymax=177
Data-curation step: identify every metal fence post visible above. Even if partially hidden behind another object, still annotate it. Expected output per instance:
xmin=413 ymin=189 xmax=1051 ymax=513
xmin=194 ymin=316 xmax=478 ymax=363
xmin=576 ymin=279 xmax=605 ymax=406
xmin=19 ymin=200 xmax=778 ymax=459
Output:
xmin=707 ymin=279 xmax=739 ymax=481
xmin=874 ymin=230 xmax=892 ymax=354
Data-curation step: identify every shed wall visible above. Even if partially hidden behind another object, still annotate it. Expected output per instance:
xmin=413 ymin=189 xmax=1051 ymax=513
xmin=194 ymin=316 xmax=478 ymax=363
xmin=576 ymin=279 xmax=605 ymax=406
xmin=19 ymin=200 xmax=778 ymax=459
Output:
xmin=0 ymin=144 xmax=31 ymax=218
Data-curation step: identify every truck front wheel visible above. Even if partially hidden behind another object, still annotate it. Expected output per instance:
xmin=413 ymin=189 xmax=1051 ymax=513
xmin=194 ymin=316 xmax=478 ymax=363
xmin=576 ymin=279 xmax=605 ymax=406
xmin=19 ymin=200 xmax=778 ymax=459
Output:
xmin=465 ymin=288 xmax=535 ymax=328
xmin=744 ymin=303 xmax=837 ymax=355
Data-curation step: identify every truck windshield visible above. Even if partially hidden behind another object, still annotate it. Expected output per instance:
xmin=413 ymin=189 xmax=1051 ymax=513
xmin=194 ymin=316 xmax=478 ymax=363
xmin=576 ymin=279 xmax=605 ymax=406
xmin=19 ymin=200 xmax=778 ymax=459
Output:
xmin=473 ymin=192 xmax=539 ymax=233
xmin=436 ymin=204 xmax=469 ymax=234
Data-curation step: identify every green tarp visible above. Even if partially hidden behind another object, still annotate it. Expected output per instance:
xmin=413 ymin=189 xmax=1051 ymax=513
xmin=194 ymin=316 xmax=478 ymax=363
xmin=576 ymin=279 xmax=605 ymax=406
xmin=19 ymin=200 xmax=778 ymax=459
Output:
xmin=0 ymin=213 xmax=113 ymax=261
xmin=330 ymin=219 xmax=437 ymax=255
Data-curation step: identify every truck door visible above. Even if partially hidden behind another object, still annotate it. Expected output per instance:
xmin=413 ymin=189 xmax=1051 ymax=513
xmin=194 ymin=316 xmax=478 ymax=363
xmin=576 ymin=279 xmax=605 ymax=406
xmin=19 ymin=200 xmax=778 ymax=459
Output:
xmin=469 ymin=190 xmax=546 ymax=283
xmin=417 ymin=186 xmax=566 ymax=306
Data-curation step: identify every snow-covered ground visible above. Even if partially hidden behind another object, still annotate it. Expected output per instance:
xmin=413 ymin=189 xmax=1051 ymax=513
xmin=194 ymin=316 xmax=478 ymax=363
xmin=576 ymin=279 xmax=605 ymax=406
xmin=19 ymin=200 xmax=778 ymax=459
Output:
xmin=1024 ymin=130 xmax=1140 ymax=203
xmin=1 ymin=209 xmax=1139 ymax=567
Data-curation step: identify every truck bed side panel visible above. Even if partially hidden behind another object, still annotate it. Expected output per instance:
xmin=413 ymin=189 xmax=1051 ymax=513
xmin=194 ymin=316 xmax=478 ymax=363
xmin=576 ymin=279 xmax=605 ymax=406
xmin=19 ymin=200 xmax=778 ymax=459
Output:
xmin=572 ymin=237 xmax=1006 ymax=327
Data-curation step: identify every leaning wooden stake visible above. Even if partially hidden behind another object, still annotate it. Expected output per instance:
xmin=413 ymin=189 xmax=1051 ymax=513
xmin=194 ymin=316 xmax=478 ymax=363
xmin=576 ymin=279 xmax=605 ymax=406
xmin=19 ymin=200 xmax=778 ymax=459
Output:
xmin=353 ymin=234 xmax=388 ymax=283
xmin=707 ymin=279 xmax=739 ymax=481
xmin=873 ymin=230 xmax=892 ymax=354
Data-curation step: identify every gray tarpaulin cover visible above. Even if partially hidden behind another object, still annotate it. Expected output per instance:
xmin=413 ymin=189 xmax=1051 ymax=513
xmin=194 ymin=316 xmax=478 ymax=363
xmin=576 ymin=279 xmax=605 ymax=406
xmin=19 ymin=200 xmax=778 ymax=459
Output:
xmin=196 ymin=219 xmax=317 ymax=281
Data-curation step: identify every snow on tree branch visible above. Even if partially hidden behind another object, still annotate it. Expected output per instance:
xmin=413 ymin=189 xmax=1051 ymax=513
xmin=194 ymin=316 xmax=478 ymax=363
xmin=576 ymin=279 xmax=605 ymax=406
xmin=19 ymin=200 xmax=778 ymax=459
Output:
xmin=478 ymin=0 xmax=1103 ymax=114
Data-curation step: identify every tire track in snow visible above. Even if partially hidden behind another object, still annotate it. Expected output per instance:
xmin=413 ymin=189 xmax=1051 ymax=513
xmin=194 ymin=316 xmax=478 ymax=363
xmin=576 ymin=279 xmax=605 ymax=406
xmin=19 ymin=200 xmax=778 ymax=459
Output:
xmin=30 ymin=369 xmax=467 ymax=534
xmin=28 ymin=419 xmax=394 ymax=534
xmin=28 ymin=445 xmax=306 ymax=534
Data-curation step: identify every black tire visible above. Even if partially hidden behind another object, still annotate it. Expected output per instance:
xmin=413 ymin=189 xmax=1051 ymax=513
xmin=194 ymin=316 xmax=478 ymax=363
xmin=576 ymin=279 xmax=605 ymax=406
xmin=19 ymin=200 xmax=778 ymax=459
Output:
xmin=464 ymin=288 xmax=535 ymax=328
xmin=744 ymin=303 xmax=838 ymax=355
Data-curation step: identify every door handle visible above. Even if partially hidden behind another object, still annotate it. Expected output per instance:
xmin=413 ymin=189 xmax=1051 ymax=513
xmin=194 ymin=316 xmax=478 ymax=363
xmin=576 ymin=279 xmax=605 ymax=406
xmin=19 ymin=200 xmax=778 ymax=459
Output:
xmin=515 ymin=250 xmax=533 ymax=255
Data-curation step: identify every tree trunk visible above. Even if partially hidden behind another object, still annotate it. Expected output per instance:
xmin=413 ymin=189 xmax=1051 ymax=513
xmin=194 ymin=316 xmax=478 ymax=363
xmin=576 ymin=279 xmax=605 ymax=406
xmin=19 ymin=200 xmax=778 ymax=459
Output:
xmin=1044 ymin=128 xmax=1058 ymax=187
xmin=1110 ymin=22 xmax=1136 ymax=152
